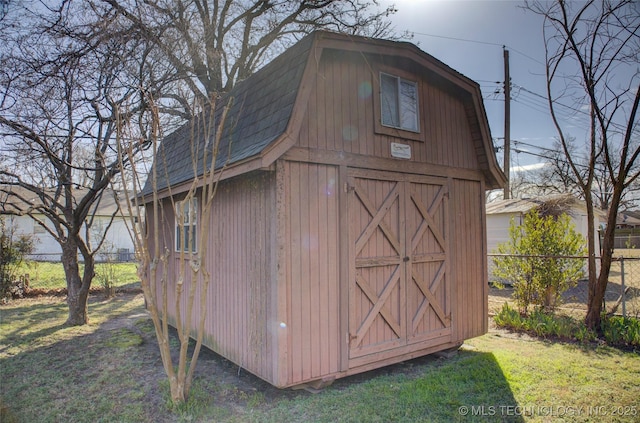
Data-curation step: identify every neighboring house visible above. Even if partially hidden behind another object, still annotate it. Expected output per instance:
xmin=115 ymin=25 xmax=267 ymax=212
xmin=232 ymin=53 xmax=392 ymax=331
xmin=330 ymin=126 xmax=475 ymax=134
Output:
xmin=616 ymin=211 xmax=640 ymax=229
xmin=0 ymin=186 xmax=135 ymax=262
xmin=485 ymin=196 xmax=607 ymax=280
xmin=143 ymin=31 xmax=506 ymax=388
xmin=614 ymin=211 xmax=640 ymax=248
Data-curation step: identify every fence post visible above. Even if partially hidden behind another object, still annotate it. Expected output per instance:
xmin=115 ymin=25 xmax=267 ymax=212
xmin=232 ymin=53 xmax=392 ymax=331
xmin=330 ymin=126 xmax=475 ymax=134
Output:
xmin=620 ymin=257 xmax=626 ymax=318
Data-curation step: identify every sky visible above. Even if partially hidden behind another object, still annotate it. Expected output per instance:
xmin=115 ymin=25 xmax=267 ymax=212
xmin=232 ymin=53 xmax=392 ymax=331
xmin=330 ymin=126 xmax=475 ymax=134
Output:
xmin=381 ymin=0 xmax=571 ymax=172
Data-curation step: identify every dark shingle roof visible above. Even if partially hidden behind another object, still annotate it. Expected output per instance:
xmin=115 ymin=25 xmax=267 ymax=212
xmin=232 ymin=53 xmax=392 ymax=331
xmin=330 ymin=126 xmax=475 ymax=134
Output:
xmin=143 ymin=30 xmax=506 ymax=196
xmin=143 ymin=33 xmax=314 ymax=195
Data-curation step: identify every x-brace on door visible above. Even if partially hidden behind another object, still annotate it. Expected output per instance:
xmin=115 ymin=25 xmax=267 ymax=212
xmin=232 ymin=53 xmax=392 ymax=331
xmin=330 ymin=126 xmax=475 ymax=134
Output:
xmin=347 ymin=169 xmax=451 ymax=360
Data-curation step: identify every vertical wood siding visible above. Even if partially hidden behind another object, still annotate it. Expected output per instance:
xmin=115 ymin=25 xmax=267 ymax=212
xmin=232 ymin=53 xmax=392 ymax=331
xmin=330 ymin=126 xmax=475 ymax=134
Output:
xmin=346 ymin=170 xmax=453 ymax=367
xmin=406 ymin=179 xmax=451 ymax=344
xmin=154 ymin=172 xmax=277 ymax=383
xmin=450 ymin=178 xmax=487 ymax=340
xmin=285 ymin=161 xmax=341 ymax=385
xmin=298 ymin=50 xmax=480 ymax=171
xmin=206 ymin=172 xmax=276 ymax=381
xmin=349 ymin=175 xmax=404 ymax=358
xmin=150 ymin=45 xmax=494 ymax=388
xmin=283 ymin=49 xmax=490 ymax=383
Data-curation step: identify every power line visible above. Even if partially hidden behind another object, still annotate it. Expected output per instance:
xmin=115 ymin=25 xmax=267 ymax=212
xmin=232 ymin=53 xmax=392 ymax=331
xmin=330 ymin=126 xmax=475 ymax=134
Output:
xmin=512 ymin=82 xmax=639 ymax=136
xmin=512 ymin=96 xmax=552 ymax=117
xmin=408 ymin=31 xmax=504 ymax=47
xmin=476 ymin=79 xmax=501 ymax=84
xmin=408 ymin=29 xmax=635 ymax=131
xmin=511 ymin=139 xmax=613 ymax=174
xmin=407 ymin=31 xmax=546 ymax=68
xmin=513 ymin=139 xmax=557 ymax=154
xmin=484 ymin=78 xmax=638 ymax=139
xmin=508 ymin=48 xmax=546 ymax=67
xmin=513 ymin=83 xmax=591 ymax=118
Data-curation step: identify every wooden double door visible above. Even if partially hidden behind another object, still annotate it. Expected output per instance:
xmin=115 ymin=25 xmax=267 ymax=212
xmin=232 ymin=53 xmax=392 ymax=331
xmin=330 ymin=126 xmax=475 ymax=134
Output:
xmin=347 ymin=169 xmax=451 ymax=360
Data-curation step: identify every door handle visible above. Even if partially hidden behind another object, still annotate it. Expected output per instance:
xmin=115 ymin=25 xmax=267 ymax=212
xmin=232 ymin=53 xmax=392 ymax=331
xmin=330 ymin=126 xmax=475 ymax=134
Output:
xmin=403 ymin=256 xmax=410 ymax=262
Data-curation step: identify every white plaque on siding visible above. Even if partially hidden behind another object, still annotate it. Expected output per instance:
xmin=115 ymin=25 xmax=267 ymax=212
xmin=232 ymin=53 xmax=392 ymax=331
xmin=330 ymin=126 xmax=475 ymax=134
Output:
xmin=390 ymin=142 xmax=411 ymax=159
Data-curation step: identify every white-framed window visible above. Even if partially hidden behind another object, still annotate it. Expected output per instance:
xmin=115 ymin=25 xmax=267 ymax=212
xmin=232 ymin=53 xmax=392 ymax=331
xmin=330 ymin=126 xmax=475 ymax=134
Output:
xmin=380 ymin=72 xmax=419 ymax=132
xmin=175 ymin=198 xmax=197 ymax=253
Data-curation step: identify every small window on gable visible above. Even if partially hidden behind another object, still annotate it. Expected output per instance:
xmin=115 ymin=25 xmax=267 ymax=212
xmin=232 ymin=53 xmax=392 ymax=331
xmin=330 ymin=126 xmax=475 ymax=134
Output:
xmin=380 ymin=72 xmax=419 ymax=132
xmin=175 ymin=198 xmax=197 ymax=253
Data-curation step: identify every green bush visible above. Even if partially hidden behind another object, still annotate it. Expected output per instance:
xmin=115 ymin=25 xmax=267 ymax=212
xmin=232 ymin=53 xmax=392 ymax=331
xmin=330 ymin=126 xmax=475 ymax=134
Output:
xmin=1 ymin=217 xmax=35 ymax=300
xmin=493 ymin=303 xmax=524 ymax=330
xmin=493 ymin=210 xmax=586 ymax=314
xmin=494 ymin=303 xmax=595 ymax=342
xmin=553 ymin=315 xmax=578 ymax=338
xmin=601 ymin=316 xmax=640 ymax=347
xmin=494 ymin=304 xmax=639 ymax=348
xmin=528 ymin=309 xmax=559 ymax=337
xmin=574 ymin=325 xmax=597 ymax=343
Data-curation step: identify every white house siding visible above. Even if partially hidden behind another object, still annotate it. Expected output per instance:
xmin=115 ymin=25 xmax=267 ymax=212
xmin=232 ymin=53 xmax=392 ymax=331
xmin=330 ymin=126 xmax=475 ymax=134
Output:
xmin=486 ymin=199 xmax=605 ymax=282
xmin=486 ymin=213 xmax=523 ymax=255
xmin=6 ymin=214 xmax=135 ymax=262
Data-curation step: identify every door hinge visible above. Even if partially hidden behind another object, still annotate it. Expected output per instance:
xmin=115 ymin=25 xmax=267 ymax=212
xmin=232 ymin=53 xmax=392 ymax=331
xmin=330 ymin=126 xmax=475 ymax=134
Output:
xmin=344 ymin=182 xmax=355 ymax=193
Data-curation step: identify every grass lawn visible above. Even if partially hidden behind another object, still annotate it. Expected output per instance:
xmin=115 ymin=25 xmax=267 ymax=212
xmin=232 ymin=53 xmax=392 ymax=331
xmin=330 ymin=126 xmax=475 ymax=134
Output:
xmin=1 ymin=294 xmax=639 ymax=422
xmin=16 ymin=261 xmax=139 ymax=290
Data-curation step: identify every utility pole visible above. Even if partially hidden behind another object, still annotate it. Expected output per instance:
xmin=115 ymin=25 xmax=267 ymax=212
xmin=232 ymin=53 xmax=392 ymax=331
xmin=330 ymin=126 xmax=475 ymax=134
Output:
xmin=503 ymin=47 xmax=511 ymax=200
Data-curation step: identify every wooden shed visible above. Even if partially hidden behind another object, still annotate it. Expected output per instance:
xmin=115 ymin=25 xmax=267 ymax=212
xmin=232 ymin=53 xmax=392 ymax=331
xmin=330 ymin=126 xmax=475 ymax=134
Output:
xmin=143 ymin=31 xmax=506 ymax=388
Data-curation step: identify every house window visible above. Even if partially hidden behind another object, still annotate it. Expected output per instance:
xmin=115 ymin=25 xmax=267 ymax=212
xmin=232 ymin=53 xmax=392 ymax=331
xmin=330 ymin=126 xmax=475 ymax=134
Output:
xmin=380 ymin=72 xmax=419 ymax=132
xmin=175 ymin=198 xmax=197 ymax=253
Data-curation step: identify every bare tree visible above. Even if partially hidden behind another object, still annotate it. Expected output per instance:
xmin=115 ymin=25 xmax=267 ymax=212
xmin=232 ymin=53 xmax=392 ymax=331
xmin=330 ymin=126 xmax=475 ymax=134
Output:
xmin=116 ymin=95 xmax=229 ymax=404
xmin=0 ymin=1 xmax=149 ymax=325
xmin=533 ymin=139 xmax=584 ymax=198
xmin=94 ymin=0 xmax=397 ymax=117
xmin=93 ymin=2 xmax=396 ymax=402
xmin=517 ymin=138 xmax=639 ymax=210
xmin=2 ymin=0 xmax=395 ymax=326
xmin=526 ymin=0 xmax=640 ymax=329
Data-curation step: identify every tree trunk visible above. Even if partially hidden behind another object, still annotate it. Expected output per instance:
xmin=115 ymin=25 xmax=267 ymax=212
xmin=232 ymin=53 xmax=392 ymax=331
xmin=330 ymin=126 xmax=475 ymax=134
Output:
xmin=585 ymin=265 xmax=612 ymax=330
xmin=66 ymin=284 xmax=89 ymax=326
xmin=62 ymin=240 xmax=91 ymax=326
xmin=585 ymin=202 xmax=618 ymax=330
xmin=586 ymin=224 xmax=617 ymax=327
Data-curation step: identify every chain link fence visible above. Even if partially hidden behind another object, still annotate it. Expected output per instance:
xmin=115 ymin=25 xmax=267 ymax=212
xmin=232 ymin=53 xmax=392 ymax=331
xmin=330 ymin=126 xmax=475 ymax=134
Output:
xmin=25 ymin=248 xmax=135 ymax=263
xmin=488 ymin=253 xmax=640 ymax=319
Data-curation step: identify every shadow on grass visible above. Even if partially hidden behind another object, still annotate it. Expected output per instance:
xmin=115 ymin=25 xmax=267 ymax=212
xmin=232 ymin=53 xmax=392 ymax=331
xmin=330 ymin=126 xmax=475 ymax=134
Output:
xmin=255 ymin=350 xmax=524 ymax=422
xmin=2 ymin=294 xmax=523 ymax=423
xmin=0 ymin=293 xmax=145 ymax=352
xmin=0 ymin=301 xmax=68 ymax=351
xmin=0 ymin=294 xmax=162 ymax=423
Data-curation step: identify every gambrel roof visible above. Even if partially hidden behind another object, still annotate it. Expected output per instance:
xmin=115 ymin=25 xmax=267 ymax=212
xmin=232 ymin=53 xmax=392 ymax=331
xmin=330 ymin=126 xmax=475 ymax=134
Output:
xmin=144 ymin=31 xmax=506 ymax=196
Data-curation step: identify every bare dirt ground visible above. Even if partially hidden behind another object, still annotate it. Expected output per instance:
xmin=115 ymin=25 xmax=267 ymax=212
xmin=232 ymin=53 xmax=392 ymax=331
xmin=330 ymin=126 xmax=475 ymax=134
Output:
xmin=88 ymin=293 xmax=302 ymax=420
